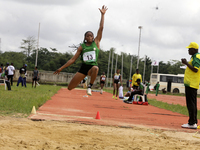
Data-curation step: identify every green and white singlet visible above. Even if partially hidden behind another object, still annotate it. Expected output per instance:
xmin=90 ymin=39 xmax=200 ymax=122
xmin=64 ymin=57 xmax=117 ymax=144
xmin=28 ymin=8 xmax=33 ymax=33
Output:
xmin=80 ymin=41 xmax=100 ymax=66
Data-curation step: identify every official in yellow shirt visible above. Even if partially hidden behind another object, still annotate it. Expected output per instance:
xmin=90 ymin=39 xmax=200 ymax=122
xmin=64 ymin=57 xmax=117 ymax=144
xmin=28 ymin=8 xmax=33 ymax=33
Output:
xmin=181 ymin=42 xmax=200 ymax=129
xmin=132 ymin=69 xmax=142 ymax=89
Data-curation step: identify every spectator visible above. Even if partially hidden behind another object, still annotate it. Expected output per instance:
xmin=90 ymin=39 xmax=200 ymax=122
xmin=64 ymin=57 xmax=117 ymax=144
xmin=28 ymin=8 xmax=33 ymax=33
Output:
xmin=1 ymin=68 xmax=11 ymax=90
xmin=124 ymin=86 xmax=133 ymax=97
xmin=4 ymin=62 xmax=9 ymax=75
xmin=126 ymin=80 xmax=129 ymax=88
xmin=124 ymin=79 xmax=146 ymax=104
xmin=0 ymin=64 xmax=3 ymax=77
xmin=17 ymin=64 xmax=27 ymax=87
xmin=155 ymin=82 xmax=160 ymax=96
xmin=6 ymin=62 xmax=15 ymax=86
xmin=23 ymin=64 xmax=28 ymax=87
xmin=162 ymin=88 xmax=167 ymax=94
xmin=146 ymin=81 xmax=150 ymax=94
xmin=32 ymin=66 xmax=39 ymax=88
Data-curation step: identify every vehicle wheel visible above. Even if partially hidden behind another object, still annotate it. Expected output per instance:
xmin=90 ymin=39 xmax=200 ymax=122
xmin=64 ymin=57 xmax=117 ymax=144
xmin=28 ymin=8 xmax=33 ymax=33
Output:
xmin=173 ymin=88 xmax=179 ymax=93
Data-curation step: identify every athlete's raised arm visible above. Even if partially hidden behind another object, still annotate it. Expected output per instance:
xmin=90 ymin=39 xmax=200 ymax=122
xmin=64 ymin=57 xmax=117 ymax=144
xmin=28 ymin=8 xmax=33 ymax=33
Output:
xmin=94 ymin=5 xmax=108 ymax=49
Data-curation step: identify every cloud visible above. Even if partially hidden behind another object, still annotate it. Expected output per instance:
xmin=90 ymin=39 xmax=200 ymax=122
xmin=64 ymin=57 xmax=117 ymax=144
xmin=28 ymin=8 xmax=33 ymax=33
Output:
xmin=6 ymin=0 xmax=83 ymax=6
xmin=1 ymin=0 xmax=200 ymax=63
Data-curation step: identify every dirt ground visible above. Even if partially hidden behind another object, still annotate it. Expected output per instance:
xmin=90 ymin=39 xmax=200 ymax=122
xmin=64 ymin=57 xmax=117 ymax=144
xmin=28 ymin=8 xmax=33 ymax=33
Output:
xmin=0 ymin=116 xmax=200 ymax=150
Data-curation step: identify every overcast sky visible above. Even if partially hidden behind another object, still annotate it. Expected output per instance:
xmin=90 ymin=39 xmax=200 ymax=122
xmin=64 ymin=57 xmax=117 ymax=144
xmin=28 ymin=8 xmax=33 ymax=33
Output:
xmin=1 ymin=0 xmax=200 ymax=63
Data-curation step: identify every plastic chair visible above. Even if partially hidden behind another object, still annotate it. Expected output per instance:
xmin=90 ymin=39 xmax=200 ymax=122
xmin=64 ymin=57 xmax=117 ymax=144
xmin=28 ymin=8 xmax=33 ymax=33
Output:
xmin=134 ymin=86 xmax=147 ymax=102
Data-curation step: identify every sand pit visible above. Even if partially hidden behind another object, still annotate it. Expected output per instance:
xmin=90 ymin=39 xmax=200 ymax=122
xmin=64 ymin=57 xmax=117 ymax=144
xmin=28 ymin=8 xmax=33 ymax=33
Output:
xmin=0 ymin=116 xmax=200 ymax=150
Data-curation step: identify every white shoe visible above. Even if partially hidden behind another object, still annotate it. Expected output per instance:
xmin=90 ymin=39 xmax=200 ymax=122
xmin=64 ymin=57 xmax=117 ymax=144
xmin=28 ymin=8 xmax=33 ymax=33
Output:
xmin=87 ymin=88 xmax=92 ymax=96
xmin=100 ymin=89 xmax=103 ymax=94
xmin=181 ymin=123 xmax=197 ymax=129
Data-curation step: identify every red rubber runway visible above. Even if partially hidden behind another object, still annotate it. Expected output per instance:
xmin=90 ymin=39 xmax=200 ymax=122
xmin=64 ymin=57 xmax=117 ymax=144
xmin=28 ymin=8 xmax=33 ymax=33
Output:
xmin=29 ymin=88 xmax=200 ymax=131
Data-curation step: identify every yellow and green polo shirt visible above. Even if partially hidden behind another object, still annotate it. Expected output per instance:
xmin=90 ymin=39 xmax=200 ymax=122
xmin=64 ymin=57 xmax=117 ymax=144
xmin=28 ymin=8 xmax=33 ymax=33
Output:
xmin=184 ymin=53 xmax=200 ymax=89
xmin=132 ymin=73 xmax=142 ymax=86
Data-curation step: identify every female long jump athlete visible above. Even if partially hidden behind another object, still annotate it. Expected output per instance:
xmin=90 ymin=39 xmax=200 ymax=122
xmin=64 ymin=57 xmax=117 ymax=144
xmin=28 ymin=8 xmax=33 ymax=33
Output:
xmin=54 ymin=5 xmax=108 ymax=96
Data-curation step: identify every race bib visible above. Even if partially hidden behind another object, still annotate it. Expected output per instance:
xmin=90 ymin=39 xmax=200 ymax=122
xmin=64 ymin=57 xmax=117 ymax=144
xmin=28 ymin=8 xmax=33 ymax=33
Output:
xmin=114 ymin=75 xmax=119 ymax=80
xmin=83 ymin=51 xmax=96 ymax=62
xmin=102 ymin=77 xmax=105 ymax=81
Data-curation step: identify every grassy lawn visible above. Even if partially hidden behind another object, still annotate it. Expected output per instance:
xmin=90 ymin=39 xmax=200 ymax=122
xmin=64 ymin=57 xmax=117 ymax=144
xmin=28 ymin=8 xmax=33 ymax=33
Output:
xmin=148 ymin=99 xmax=200 ymax=120
xmin=0 ymin=82 xmax=62 ymax=117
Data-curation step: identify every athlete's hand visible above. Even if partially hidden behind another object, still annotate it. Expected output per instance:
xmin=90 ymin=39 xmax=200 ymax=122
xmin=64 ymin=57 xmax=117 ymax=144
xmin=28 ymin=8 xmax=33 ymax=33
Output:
xmin=99 ymin=5 xmax=108 ymax=15
xmin=54 ymin=68 xmax=62 ymax=75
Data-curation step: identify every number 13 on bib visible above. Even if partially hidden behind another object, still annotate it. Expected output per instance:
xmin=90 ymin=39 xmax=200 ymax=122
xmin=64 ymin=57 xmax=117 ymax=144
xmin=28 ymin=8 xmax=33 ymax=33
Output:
xmin=83 ymin=51 xmax=96 ymax=63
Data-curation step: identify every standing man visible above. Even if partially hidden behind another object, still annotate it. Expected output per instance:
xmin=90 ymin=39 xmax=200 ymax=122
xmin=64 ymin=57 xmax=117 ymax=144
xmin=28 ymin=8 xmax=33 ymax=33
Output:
xmin=23 ymin=64 xmax=28 ymax=87
xmin=181 ymin=42 xmax=200 ymax=129
xmin=32 ymin=66 xmax=39 ymax=88
xmin=132 ymin=69 xmax=142 ymax=89
xmin=7 ymin=62 xmax=15 ymax=86
xmin=17 ymin=64 xmax=27 ymax=87
xmin=146 ymin=81 xmax=150 ymax=94
xmin=155 ymin=82 xmax=160 ymax=96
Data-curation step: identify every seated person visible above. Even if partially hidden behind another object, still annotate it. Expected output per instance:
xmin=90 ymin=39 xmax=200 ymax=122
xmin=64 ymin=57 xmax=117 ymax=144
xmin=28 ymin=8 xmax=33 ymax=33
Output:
xmin=162 ymin=88 xmax=167 ymax=94
xmin=124 ymin=87 xmax=133 ymax=97
xmin=124 ymin=79 xmax=146 ymax=104
xmin=1 ymin=71 xmax=11 ymax=90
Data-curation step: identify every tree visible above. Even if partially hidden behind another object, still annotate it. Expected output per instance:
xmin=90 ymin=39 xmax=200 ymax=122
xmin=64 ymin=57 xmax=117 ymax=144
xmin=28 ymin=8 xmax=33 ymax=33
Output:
xmin=20 ymin=36 xmax=36 ymax=57
xmin=0 ymin=51 xmax=27 ymax=69
xmin=50 ymin=47 xmax=58 ymax=52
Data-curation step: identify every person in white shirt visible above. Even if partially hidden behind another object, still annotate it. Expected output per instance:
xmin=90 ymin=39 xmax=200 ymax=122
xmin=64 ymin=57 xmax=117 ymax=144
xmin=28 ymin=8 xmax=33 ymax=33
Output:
xmin=6 ymin=62 xmax=15 ymax=86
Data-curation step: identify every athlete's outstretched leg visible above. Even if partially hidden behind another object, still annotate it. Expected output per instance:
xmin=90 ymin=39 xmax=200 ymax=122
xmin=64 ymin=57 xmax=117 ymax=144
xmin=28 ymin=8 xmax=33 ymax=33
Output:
xmin=88 ymin=66 xmax=99 ymax=84
xmin=100 ymin=83 xmax=104 ymax=94
xmin=115 ymin=83 xmax=119 ymax=99
xmin=68 ymin=72 xmax=86 ymax=90
xmin=87 ymin=66 xmax=99 ymax=95
xmin=113 ymin=83 xmax=116 ymax=98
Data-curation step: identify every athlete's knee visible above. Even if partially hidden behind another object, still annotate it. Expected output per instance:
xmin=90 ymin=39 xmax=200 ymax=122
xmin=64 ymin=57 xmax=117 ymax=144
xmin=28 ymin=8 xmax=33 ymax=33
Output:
xmin=68 ymin=85 xmax=73 ymax=90
xmin=93 ymin=66 xmax=99 ymax=72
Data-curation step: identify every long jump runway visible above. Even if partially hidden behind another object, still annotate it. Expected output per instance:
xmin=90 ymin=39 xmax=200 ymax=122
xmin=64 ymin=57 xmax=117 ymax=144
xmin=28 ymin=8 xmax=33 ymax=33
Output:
xmin=29 ymin=88 xmax=199 ymax=131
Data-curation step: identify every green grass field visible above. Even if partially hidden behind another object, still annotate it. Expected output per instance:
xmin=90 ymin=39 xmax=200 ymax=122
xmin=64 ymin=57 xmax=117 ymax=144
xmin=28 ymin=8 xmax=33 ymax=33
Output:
xmin=0 ymin=83 xmax=61 ymax=117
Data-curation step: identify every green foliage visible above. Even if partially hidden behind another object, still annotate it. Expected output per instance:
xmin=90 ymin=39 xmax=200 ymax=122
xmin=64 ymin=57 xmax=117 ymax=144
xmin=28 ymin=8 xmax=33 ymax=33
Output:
xmin=20 ymin=36 xmax=36 ymax=57
xmin=0 ymin=51 xmax=27 ymax=69
xmin=154 ymin=60 xmax=184 ymax=75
